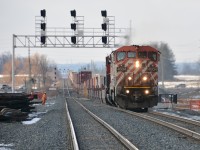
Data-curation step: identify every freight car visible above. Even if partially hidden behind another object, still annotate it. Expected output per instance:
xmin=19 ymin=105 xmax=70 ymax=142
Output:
xmin=69 ymin=71 xmax=92 ymax=89
xmin=78 ymin=71 xmax=92 ymax=84
xmin=105 ymin=45 xmax=160 ymax=111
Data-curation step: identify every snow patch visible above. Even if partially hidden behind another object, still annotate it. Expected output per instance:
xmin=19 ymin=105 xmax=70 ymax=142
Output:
xmin=157 ymin=111 xmax=200 ymax=121
xmin=45 ymin=102 xmax=55 ymax=107
xmin=22 ymin=118 xmax=41 ymax=125
xmin=0 ymin=143 xmax=14 ymax=150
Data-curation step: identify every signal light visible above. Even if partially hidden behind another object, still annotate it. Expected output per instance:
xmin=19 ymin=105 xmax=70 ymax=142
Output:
xmin=41 ymin=23 xmax=46 ymax=31
xmin=173 ymin=94 xmax=177 ymax=103
xmin=41 ymin=36 xmax=46 ymax=44
xmin=70 ymin=10 xmax=76 ymax=17
xmin=101 ymin=10 xmax=107 ymax=17
xmin=54 ymin=67 xmax=57 ymax=81
xmin=102 ymin=36 xmax=107 ymax=44
xmin=101 ymin=23 xmax=107 ymax=31
xmin=71 ymin=36 xmax=76 ymax=44
xmin=71 ymin=23 xmax=76 ymax=30
xmin=41 ymin=9 xmax=46 ymax=18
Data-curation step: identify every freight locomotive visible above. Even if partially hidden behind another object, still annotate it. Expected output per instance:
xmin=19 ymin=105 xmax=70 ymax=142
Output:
xmin=105 ymin=45 xmax=160 ymax=111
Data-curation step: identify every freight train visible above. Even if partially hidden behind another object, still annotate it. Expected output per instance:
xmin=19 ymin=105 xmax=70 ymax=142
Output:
xmin=69 ymin=45 xmax=160 ymax=112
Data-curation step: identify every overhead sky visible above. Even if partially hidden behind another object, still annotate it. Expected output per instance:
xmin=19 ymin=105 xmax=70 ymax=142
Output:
xmin=0 ymin=0 xmax=200 ymax=64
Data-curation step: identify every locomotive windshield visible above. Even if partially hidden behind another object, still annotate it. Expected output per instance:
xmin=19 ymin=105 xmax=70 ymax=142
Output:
xmin=117 ymin=52 xmax=126 ymax=61
xmin=128 ymin=52 xmax=136 ymax=58
xmin=138 ymin=51 xmax=147 ymax=58
xmin=148 ymin=52 xmax=157 ymax=61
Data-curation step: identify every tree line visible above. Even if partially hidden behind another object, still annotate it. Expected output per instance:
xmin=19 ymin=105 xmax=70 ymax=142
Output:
xmin=150 ymin=42 xmax=200 ymax=78
xmin=1 ymin=41 xmax=200 ymax=87
xmin=0 ymin=52 xmax=57 ymax=90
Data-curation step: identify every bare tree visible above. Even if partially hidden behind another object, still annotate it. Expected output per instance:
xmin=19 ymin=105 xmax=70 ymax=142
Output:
xmin=31 ymin=53 xmax=41 ymax=77
xmin=0 ymin=52 xmax=12 ymax=73
xmin=2 ymin=57 xmax=24 ymax=84
xmin=0 ymin=51 xmax=56 ymax=90
xmin=39 ymin=55 xmax=49 ymax=89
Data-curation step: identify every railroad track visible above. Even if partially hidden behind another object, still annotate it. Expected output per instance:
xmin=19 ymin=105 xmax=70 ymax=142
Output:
xmin=149 ymin=111 xmax=200 ymax=127
xmin=110 ymin=107 xmax=200 ymax=141
xmin=65 ymin=79 xmax=138 ymax=150
xmin=66 ymin=96 xmax=138 ymax=150
xmin=65 ymin=78 xmax=200 ymax=149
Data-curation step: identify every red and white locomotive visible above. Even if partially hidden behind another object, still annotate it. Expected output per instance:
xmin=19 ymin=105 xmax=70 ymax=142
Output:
xmin=105 ymin=45 xmax=160 ymax=111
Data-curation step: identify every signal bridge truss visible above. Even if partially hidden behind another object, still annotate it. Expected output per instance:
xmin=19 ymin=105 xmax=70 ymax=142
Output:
xmin=14 ymin=27 xmax=129 ymax=48
xmin=12 ymin=10 xmax=131 ymax=92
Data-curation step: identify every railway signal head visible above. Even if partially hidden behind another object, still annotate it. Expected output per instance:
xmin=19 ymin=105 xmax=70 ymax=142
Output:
xmin=71 ymin=36 xmax=76 ymax=44
xmin=70 ymin=9 xmax=76 ymax=17
xmin=41 ymin=23 xmax=46 ymax=31
xmin=54 ymin=68 xmax=57 ymax=78
xmin=101 ymin=10 xmax=107 ymax=17
xmin=40 ymin=9 xmax=46 ymax=18
xmin=71 ymin=23 xmax=76 ymax=30
xmin=41 ymin=36 xmax=46 ymax=44
xmin=102 ymin=36 xmax=107 ymax=44
xmin=101 ymin=23 xmax=107 ymax=31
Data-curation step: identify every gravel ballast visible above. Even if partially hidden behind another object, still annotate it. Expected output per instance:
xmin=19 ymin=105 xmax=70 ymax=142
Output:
xmin=76 ymin=98 xmax=200 ymax=150
xmin=0 ymin=95 xmax=70 ymax=150
xmin=66 ymin=97 xmax=128 ymax=150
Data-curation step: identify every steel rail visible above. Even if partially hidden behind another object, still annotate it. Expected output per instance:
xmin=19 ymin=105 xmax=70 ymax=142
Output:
xmin=65 ymin=101 xmax=79 ymax=150
xmin=111 ymin=107 xmax=200 ymax=141
xmin=150 ymin=111 xmax=200 ymax=127
xmin=65 ymin=78 xmax=79 ymax=150
xmin=74 ymin=99 xmax=139 ymax=150
xmin=65 ymin=77 xmax=138 ymax=149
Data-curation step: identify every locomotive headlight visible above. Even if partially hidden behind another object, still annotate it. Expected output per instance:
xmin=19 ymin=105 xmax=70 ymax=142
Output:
xmin=128 ymin=76 xmax=132 ymax=81
xmin=143 ymin=76 xmax=147 ymax=81
xmin=135 ymin=60 xmax=140 ymax=68
xmin=145 ymin=90 xmax=149 ymax=94
xmin=126 ymin=90 xmax=130 ymax=94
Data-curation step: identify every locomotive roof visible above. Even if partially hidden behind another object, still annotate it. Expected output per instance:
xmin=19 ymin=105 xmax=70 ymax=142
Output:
xmin=113 ymin=45 xmax=159 ymax=53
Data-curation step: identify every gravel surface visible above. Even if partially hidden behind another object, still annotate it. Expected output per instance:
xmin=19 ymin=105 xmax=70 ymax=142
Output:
xmin=76 ymin=98 xmax=200 ymax=150
xmin=66 ymin=97 xmax=128 ymax=150
xmin=0 ymin=95 xmax=70 ymax=150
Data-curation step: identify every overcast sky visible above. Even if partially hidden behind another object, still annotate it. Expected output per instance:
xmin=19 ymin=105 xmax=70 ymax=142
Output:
xmin=0 ymin=0 xmax=200 ymax=64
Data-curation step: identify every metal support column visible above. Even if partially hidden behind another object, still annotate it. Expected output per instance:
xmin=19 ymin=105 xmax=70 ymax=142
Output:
xmin=28 ymin=38 xmax=31 ymax=93
xmin=12 ymin=34 xmax=15 ymax=92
